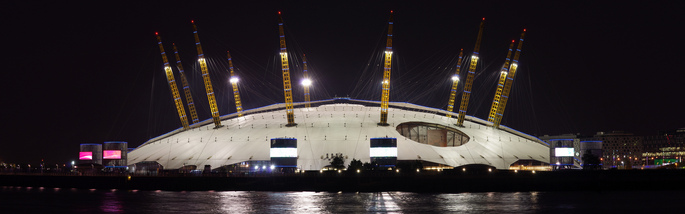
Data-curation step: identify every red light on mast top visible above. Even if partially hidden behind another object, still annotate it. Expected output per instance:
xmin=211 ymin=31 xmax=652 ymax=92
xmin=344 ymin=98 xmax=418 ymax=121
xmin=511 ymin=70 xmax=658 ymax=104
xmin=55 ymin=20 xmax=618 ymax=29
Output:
xmin=482 ymin=17 xmax=485 ymax=21
xmin=391 ymin=10 xmax=393 ymax=13
xmin=191 ymin=20 xmax=194 ymax=23
xmin=278 ymin=11 xmax=281 ymax=15
xmin=511 ymin=40 xmax=515 ymax=43
xmin=523 ymin=29 xmax=527 ymax=32
xmin=155 ymin=32 xmax=158 ymax=35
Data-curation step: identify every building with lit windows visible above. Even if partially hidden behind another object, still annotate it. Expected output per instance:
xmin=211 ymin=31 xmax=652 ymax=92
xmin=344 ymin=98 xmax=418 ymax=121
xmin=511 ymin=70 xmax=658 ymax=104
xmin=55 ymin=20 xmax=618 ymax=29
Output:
xmin=589 ymin=131 xmax=642 ymax=169
xmin=641 ymin=128 xmax=685 ymax=167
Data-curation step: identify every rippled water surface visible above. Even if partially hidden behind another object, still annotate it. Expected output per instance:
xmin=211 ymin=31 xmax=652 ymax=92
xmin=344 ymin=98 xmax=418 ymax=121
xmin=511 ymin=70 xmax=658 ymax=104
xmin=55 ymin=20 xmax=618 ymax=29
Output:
xmin=0 ymin=187 xmax=679 ymax=213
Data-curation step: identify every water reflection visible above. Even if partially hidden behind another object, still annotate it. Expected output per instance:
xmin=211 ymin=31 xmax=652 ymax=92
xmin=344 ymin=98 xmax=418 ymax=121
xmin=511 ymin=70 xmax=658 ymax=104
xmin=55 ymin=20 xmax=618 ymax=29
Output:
xmin=368 ymin=192 xmax=401 ymax=212
xmin=100 ymin=192 xmax=123 ymax=213
xmin=0 ymin=189 xmax=681 ymax=213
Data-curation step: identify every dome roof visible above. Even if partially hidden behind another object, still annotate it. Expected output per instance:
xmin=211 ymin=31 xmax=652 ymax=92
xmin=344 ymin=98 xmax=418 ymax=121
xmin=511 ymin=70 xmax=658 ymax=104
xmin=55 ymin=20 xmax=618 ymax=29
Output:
xmin=128 ymin=99 xmax=549 ymax=170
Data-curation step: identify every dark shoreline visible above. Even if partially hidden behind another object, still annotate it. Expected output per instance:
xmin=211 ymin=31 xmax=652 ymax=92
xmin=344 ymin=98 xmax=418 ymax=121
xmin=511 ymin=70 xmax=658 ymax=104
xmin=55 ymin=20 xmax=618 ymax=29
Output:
xmin=2 ymin=170 xmax=684 ymax=192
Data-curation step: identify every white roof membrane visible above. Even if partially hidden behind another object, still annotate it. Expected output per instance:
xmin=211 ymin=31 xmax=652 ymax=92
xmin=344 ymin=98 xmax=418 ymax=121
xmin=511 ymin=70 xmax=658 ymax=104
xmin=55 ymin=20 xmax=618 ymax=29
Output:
xmin=128 ymin=100 xmax=549 ymax=170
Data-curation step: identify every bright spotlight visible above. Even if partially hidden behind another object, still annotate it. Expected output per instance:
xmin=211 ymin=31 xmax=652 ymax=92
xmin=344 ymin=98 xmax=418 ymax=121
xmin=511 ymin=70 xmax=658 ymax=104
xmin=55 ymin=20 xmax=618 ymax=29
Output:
xmin=230 ymin=77 xmax=239 ymax=84
xmin=451 ymin=75 xmax=459 ymax=82
xmin=301 ymin=78 xmax=312 ymax=86
xmin=270 ymin=165 xmax=275 ymax=170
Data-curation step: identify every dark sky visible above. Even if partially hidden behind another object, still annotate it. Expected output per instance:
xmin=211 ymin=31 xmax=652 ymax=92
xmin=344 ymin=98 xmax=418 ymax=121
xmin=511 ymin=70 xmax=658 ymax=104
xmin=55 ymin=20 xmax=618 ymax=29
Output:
xmin=3 ymin=1 xmax=684 ymax=164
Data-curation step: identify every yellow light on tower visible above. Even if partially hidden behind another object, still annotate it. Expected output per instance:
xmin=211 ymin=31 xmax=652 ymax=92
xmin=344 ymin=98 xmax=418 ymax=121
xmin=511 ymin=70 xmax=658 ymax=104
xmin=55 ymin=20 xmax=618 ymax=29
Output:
xmin=230 ymin=77 xmax=239 ymax=84
xmin=451 ymin=75 xmax=459 ymax=82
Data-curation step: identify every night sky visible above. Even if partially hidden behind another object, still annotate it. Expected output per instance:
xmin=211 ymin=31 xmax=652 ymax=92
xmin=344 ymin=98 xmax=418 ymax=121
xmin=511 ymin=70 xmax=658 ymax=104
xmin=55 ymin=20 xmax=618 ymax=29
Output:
xmin=3 ymin=1 xmax=684 ymax=164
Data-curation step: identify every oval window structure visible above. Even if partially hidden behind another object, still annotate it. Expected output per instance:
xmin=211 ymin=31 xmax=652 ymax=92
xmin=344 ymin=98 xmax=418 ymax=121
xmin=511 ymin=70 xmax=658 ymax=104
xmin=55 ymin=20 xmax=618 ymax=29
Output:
xmin=396 ymin=122 xmax=470 ymax=147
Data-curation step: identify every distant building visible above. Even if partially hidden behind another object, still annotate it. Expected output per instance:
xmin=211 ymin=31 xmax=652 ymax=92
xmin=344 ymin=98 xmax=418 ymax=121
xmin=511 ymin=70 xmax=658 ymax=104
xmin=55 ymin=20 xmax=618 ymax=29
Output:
xmin=589 ymin=131 xmax=642 ymax=169
xmin=641 ymin=127 xmax=685 ymax=167
xmin=539 ymin=134 xmax=581 ymax=170
xmin=579 ymin=141 xmax=602 ymax=169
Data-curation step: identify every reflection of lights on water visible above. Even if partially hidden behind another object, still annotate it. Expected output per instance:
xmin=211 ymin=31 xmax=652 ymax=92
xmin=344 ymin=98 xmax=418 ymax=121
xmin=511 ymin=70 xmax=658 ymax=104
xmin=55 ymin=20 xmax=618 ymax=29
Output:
xmin=372 ymin=192 xmax=401 ymax=212
xmin=101 ymin=192 xmax=124 ymax=212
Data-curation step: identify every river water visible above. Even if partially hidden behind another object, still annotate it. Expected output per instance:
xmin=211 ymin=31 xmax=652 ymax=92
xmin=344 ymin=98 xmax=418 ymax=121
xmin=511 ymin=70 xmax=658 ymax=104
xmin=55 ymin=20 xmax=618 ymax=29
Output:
xmin=0 ymin=186 xmax=679 ymax=213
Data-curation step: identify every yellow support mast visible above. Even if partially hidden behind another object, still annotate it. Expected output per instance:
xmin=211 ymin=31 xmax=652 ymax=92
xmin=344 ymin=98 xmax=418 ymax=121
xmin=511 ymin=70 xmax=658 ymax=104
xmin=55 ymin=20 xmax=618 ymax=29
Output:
xmin=446 ymin=49 xmax=464 ymax=118
xmin=191 ymin=20 xmax=222 ymax=128
xmin=227 ymin=50 xmax=243 ymax=117
xmin=487 ymin=40 xmax=515 ymax=123
xmin=155 ymin=32 xmax=190 ymax=130
xmin=379 ymin=11 xmax=394 ymax=126
xmin=172 ymin=43 xmax=199 ymax=124
xmin=493 ymin=29 xmax=526 ymax=128
xmin=456 ymin=18 xmax=485 ymax=127
xmin=278 ymin=12 xmax=296 ymax=126
xmin=302 ymin=54 xmax=312 ymax=108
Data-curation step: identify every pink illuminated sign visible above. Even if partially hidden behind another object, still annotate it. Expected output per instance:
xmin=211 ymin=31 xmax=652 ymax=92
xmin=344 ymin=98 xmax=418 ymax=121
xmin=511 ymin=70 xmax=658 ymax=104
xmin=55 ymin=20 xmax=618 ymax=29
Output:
xmin=103 ymin=150 xmax=121 ymax=159
xmin=79 ymin=152 xmax=93 ymax=160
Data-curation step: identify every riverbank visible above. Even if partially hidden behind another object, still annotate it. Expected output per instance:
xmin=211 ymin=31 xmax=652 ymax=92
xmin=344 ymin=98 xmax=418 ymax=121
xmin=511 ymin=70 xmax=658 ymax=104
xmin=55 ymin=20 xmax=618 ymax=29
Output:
xmin=2 ymin=170 xmax=684 ymax=192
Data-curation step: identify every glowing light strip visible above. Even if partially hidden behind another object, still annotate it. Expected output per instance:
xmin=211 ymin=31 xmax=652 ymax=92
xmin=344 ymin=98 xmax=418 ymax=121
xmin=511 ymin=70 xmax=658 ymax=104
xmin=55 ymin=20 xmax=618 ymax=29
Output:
xmin=370 ymin=147 xmax=397 ymax=157
xmin=270 ymin=148 xmax=297 ymax=158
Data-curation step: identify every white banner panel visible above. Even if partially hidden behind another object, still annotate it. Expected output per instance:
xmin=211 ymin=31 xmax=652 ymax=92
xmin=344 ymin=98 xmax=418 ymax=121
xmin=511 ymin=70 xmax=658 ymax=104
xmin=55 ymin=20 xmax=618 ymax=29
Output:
xmin=370 ymin=147 xmax=397 ymax=157
xmin=555 ymin=147 xmax=574 ymax=157
xmin=270 ymin=148 xmax=297 ymax=158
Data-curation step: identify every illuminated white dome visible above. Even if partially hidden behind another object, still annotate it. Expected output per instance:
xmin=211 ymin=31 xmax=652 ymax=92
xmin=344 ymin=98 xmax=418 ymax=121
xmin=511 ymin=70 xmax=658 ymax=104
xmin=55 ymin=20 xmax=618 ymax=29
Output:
xmin=128 ymin=99 xmax=549 ymax=170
